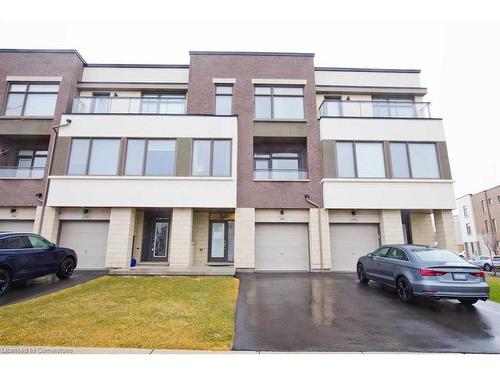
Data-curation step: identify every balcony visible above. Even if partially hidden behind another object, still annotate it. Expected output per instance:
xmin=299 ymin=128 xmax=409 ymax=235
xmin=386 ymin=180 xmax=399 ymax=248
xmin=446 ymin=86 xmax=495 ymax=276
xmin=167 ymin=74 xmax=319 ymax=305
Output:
xmin=254 ymin=169 xmax=308 ymax=180
xmin=319 ymin=99 xmax=431 ymax=118
xmin=0 ymin=166 xmax=45 ymax=178
xmin=71 ymin=96 xmax=186 ymax=114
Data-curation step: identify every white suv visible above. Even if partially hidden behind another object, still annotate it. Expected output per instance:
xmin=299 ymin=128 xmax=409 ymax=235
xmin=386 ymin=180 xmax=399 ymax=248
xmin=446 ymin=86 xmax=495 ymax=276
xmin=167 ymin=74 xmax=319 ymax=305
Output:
xmin=469 ymin=255 xmax=500 ymax=271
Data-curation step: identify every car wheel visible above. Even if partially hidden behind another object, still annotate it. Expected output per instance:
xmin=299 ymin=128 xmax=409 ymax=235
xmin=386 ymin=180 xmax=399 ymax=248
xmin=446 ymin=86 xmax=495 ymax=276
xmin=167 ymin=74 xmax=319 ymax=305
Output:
xmin=357 ymin=263 xmax=369 ymax=284
xmin=458 ymin=298 xmax=479 ymax=305
xmin=0 ymin=269 xmax=10 ymax=297
xmin=396 ymin=276 xmax=413 ymax=303
xmin=56 ymin=257 xmax=76 ymax=280
xmin=484 ymin=264 xmax=492 ymax=272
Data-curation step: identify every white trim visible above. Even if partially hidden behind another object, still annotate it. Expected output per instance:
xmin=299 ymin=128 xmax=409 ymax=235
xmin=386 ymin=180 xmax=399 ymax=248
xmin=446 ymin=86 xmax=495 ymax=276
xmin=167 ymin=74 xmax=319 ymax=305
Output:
xmin=212 ymin=78 xmax=236 ymax=84
xmin=6 ymin=76 xmax=63 ymax=82
xmin=49 ymin=175 xmax=234 ymax=181
xmin=321 ymin=178 xmax=454 ymax=184
xmin=252 ymin=78 xmax=307 ymax=85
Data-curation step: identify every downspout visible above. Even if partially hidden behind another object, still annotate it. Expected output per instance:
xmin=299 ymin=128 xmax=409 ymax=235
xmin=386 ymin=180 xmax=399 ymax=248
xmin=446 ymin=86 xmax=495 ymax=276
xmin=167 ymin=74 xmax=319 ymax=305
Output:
xmin=305 ymin=194 xmax=324 ymax=273
xmin=35 ymin=119 xmax=71 ymax=235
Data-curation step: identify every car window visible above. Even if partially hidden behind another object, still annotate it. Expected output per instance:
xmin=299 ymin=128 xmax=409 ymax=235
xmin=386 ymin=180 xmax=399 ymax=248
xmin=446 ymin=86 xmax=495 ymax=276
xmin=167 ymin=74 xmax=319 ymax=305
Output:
xmin=387 ymin=247 xmax=409 ymax=261
xmin=412 ymin=248 xmax=468 ymax=264
xmin=373 ymin=247 xmax=390 ymax=257
xmin=481 ymin=256 xmax=489 ymax=260
xmin=2 ymin=236 xmax=32 ymax=249
xmin=27 ymin=235 xmax=51 ymax=249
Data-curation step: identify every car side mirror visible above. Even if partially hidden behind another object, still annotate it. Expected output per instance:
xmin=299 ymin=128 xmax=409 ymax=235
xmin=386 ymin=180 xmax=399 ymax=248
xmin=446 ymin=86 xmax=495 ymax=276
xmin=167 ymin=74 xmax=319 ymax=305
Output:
xmin=48 ymin=243 xmax=57 ymax=250
xmin=367 ymin=252 xmax=373 ymax=258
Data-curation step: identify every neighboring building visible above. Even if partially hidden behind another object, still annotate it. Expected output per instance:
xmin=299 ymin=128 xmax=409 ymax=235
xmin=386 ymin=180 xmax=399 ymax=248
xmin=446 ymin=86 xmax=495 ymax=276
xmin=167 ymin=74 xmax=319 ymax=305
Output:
xmin=0 ymin=49 xmax=457 ymax=274
xmin=456 ymin=186 xmax=500 ymax=257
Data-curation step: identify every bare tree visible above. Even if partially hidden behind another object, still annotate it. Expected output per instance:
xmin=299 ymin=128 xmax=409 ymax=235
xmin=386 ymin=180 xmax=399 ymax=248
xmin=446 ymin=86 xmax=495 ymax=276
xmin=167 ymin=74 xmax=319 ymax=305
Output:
xmin=482 ymin=230 xmax=499 ymax=276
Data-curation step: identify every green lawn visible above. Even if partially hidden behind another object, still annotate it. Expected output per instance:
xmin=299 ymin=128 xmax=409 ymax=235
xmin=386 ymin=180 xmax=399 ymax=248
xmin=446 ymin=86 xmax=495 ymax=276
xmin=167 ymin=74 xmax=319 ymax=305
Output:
xmin=488 ymin=276 xmax=500 ymax=303
xmin=0 ymin=276 xmax=239 ymax=350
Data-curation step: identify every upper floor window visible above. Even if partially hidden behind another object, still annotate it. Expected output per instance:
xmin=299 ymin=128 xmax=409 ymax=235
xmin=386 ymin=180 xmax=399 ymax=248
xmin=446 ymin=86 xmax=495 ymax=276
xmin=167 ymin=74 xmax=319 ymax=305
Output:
xmin=488 ymin=198 xmax=493 ymax=205
xmin=463 ymin=205 xmax=469 ymax=218
xmin=67 ymin=138 xmax=120 ymax=176
xmin=481 ymin=200 xmax=486 ymax=213
xmin=140 ymin=93 xmax=186 ymax=114
xmin=254 ymin=86 xmax=304 ymax=120
xmin=4 ymin=83 xmax=59 ymax=117
xmin=485 ymin=220 xmax=489 ymax=233
xmin=15 ymin=149 xmax=47 ymax=178
xmin=215 ymin=85 xmax=233 ymax=115
xmin=192 ymin=139 xmax=231 ymax=177
xmin=389 ymin=142 xmax=440 ymax=179
xmin=493 ymin=219 xmax=498 ymax=233
xmin=466 ymin=223 xmax=472 ymax=235
xmin=336 ymin=141 xmax=385 ymax=178
xmin=91 ymin=92 xmax=111 ymax=113
xmin=372 ymin=96 xmax=415 ymax=118
xmin=124 ymin=139 xmax=176 ymax=176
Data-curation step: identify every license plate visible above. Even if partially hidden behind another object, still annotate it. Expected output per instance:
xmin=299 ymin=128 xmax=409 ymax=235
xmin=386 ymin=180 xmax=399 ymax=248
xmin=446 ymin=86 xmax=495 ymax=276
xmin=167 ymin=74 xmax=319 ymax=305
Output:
xmin=453 ymin=273 xmax=467 ymax=281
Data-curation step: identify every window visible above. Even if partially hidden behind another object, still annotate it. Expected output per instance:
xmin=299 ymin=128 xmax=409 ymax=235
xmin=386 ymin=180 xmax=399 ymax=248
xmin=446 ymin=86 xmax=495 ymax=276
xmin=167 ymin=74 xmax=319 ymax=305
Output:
xmin=140 ymin=93 xmax=186 ymax=114
xmin=27 ymin=235 xmax=51 ymax=249
xmin=0 ymin=236 xmax=32 ymax=249
xmin=481 ymin=200 xmax=486 ymax=213
xmin=322 ymin=98 xmax=342 ymax=116
xmin=466 ymin=223 xmax=472 ymax=235
xmin=254 ymin=86 xmax=304 ymax=119
xmin=91 ymin=93 xmax=110 ymax=113
xmin=493 ymin=219 xmax=497 ymax=233
xmin=387 ymin=248 xmax=409 ymax=261
xmin=373 ymin=247 xmax=390 ymax=257
xmin=336 ymin=141 xmax=385 ymax=178
xmin=4 ymin=83 xmax=59 ymax=117
xmin=192 ymin=139 xmax=231 ymax=177
xmin=463 ymin=205 xmax=469 ymax=218
xmin=389 ymin=142 xmax=440 ymax=179
xmin=215 ymin=85 xmax=233 ymax=115
xmin=254 ymin=150 xmax=305 ymax=179
xmin=124 ymin=139 xmax=176 ymax=176
xmin=372 ymin=96 xmax=415 ymax=118
xmin=485 ymin=220 xmax=489 ymax=233
xmin=488 ymin=198 xmax=493 ymax=205
xmin=15 ymin=149 xmax=47 ymax=177
xmin=498 ymin=195 xmax=500 ymax=203
xmin=67 ymin=138 xmax=120 ymax=175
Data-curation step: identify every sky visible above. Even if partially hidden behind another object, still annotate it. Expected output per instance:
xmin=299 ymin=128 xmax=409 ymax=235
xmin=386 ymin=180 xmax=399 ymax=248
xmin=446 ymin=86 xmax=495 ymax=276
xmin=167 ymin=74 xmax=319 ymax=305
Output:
xmin=0 ymin=0 xmax=499 ymax=198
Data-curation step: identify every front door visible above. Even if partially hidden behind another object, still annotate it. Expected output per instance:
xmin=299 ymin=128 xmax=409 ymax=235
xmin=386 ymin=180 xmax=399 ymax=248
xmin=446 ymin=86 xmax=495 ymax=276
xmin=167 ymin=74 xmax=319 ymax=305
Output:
xmin=208 ymin=220 xmax=234 ymax=262
xmin=151 ymin=221 xmax=169 ymax=262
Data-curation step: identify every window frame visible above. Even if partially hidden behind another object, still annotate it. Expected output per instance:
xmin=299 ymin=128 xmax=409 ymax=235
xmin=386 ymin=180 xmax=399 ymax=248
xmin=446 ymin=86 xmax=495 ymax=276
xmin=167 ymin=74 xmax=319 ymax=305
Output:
xmin=191 ymin=139 xmax=232 ymax=177
xmin=335 ymin=140 xmax=386 ymax=178
xmin=463 ymin=205 xmax=469 ymax=218
xmin=466 ymin=223 xmax=472 ymax=235
xmin=139 ymin=92 xmax=186 ymax=114
xmin=3 ymin=82 xmax=59 ymax=117
xmin=389 ymin=141 xmax=441 ymax=179
xmin=124 ymin=138 xmax=177 ymax=176
xmin=254 ymin=85 xmax=305 ymax=120
xmin=214 ymin=84 xmax=233 ymax=115
xmin=67 ymin=137 xmax=121 ymax=176
xmin=372 ymin=95 xmax=416 ymax=118
xmin=387 ymin=247 xmax=410 ymax=262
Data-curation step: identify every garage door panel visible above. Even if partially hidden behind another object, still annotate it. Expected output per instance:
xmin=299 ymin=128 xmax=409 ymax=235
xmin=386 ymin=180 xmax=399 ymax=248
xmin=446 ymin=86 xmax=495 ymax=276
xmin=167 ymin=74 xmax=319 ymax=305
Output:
xmin=59 ymin=221 xmax=109 ymax=269
xmin=255 ymin=224 xmax=309 ymax=271
xmin=0 ymin=220 xmax=34 ymax=232
xmin=330 ymin=224 xmax=379 ymax=271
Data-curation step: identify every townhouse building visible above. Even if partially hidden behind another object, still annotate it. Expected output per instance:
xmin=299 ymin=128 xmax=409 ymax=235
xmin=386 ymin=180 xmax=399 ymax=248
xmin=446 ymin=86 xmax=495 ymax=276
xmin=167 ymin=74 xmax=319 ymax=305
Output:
xmin=0 ymin=49 xmax=457 ymax=274
xmin=457 ymin=185 xmax=500 ymax=256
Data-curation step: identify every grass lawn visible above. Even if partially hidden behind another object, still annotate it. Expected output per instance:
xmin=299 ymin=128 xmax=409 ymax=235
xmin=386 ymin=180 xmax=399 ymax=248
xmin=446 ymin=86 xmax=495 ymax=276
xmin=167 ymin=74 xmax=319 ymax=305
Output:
xmin=487 ymin=276 xmax=500 ymax=303
xmin=0 ymin=276 xmax=239 ymax=350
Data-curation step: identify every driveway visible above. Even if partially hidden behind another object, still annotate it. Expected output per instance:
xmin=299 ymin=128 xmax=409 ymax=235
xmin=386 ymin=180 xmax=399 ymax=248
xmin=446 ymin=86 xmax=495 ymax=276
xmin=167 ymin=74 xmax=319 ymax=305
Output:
xmin=233 ymin=273 xmax=500 ymax=353
xmin=0 ymin=270 xmax=107 ymax=307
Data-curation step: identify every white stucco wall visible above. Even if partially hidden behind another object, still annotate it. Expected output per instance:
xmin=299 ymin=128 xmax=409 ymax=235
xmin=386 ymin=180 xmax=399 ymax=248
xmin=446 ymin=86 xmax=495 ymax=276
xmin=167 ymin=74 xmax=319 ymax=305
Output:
xmin=82 ymin=67 xmax=189 ymax=83
xmin=315 ymin=70 xmax=421 ymax=88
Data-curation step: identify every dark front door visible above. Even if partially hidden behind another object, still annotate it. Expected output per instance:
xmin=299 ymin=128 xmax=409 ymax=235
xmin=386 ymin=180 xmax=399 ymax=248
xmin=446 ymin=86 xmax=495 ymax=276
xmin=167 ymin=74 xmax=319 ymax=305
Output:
xmin=208 ymin=220 xmax=234 ymax=262
xmin=141 ymin=212 xmax=170 ymax=263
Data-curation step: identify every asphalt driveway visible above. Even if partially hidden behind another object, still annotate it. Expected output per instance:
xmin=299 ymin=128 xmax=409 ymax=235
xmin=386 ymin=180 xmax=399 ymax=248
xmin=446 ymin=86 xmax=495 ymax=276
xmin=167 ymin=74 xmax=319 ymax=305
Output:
xmin=0 ymin=270 xmax=107 ymax=307
xmin=233 ymin=273 xmax=500 ymax=353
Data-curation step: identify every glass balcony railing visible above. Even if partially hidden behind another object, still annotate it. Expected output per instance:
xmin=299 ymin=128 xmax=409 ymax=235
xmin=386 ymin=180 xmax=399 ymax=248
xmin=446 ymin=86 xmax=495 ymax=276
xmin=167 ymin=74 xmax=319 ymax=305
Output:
xmin=319 ymin=100 xmax=432 ymax=118
xmin=0 ymin=167 xmax=45 ymax=178
xmin=71 ymin=96 xmax=187 ymax=114
xmin=254 ymin=169 xmax=308 ymax=180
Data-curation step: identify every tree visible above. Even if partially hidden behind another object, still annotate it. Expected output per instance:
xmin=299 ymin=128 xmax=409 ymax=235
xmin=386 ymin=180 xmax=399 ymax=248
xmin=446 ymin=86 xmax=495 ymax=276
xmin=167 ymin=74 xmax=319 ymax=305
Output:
xmin=482 ymin=230 xmax=499 ymax=276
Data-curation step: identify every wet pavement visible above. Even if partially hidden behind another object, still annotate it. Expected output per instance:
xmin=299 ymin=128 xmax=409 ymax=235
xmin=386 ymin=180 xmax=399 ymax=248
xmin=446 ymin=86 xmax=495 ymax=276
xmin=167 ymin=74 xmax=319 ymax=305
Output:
xmin=0 ymin=270 xmax=107 ymax=307
xmin=233 ymin=273 xmax=500 ymax=352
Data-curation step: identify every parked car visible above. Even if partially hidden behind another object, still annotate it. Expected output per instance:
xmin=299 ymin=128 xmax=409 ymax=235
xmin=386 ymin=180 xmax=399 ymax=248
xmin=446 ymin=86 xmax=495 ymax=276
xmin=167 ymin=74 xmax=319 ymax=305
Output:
xmin=468 ymin=255 xmax=500 ymax=271
xmin=0 ymin=232 xmax=77 ymax=296
xmin=356 ymin=245 xmax=489 ymax=305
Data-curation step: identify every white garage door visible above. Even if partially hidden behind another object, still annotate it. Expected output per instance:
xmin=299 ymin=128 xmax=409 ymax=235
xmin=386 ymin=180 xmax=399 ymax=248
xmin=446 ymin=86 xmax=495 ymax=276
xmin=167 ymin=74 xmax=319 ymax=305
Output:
xmin=0 ymin=220 xmax=34 ymax=232
xmin=255 ymin=223 xmax=310 ymax=272
xmin=59 ymin=221 xmax=110 ymax=269
xmin=330 ymin=224 xmax=380 ymax=271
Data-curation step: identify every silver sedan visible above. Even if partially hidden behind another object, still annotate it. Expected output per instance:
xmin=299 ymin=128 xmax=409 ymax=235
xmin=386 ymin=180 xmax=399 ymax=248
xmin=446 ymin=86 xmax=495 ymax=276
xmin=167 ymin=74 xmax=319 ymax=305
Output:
xmin=356 ymin=245 xmax=489 ymax=305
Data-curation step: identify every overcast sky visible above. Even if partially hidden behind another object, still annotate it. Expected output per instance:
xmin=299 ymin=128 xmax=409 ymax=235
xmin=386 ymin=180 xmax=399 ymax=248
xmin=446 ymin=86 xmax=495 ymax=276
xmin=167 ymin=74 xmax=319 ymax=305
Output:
xmin=1 ymin=0 xmax=499 ymax=198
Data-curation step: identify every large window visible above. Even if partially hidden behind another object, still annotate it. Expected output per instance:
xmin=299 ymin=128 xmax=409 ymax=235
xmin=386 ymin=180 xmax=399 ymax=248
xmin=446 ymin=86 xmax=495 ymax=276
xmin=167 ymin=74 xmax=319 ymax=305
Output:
xmin=254 ymin=150 xmax=305 ymax=180
xmin=124 ymin=139 xmax=176 ymax=176
xmin=389 ymin=142 xmax=440 ymax=179
xmin=192 ymin=139 xmax=231 ymax=177
xmin=215 ymin=85 xmax=233 ymax=115
xmin=254 ymin=86 xmax=304 ymax=120
xmin=372 ymin=96 xmax=415 ymax=118
xmin=4 ymin=83 xmax=59 ymax=117
xmin=336 ymin=141 xmax=385 ymax=178
xmin=15 ymin=149 xmax=47 ymax=177
xmin=67 ymin=138 xmax=120 ymax=175
xmin=140 ymin=93 xmax=186 ymax=114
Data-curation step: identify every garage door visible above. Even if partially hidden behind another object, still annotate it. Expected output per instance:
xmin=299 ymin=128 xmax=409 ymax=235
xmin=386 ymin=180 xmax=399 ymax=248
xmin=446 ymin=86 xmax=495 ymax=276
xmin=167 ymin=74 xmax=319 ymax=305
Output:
xmin=59 ymin=221 xmax=110 ymax=269
xmin=0 ymin=220 xmax=34 ymax=232
xmin=255 ymin=223 xmax=310 ymax=272
xmin=330 ymin=224 xmax=380 ymax=271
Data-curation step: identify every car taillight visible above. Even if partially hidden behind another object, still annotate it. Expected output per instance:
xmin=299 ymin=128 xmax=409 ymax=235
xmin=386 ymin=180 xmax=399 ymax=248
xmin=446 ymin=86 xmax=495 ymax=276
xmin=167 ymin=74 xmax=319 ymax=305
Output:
xmin=420 ymin=269 xmax=447 ymax=277
xmin=471 ymin=271 xmax=485 ymax=278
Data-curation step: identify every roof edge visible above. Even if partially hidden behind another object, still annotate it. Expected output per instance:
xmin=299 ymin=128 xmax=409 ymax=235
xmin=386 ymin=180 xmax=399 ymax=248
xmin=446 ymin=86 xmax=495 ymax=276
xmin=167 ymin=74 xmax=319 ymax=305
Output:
xmin=315 ymin=66 xmax=421 ymax=74
xmin=85 ymin=63 xmax=189 ymax=69
xmin=189 ymin=50 xmax=314 ymax=57
xmin=0 ymin=48 xmax=86 ymax=65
